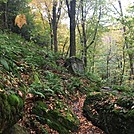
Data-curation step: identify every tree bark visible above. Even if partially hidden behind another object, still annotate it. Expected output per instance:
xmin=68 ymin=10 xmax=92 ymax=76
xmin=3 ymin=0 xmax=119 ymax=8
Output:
xmin=76 ymin=0 xmax=102 ymax=67
xmin=66 ymin=0 xmax=76 ymax=57
xmin=70 ymin=0 xmax=76 ymax=57
xmin=52 ymin=0 xmax=58 ymax=52
xmin=81 ymin=0 xmax=87 ymax=66
xmin=129 ymin=55 xmax=134 ymax=80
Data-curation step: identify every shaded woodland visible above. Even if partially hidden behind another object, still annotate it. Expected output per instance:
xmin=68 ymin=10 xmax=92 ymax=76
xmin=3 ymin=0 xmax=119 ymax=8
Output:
xmin=0 ymin=0 xmax=134 ymax=134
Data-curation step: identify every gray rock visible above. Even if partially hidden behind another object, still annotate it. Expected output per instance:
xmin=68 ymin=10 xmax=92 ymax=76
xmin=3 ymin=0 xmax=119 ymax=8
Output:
xmin=64 ymin=57 xmax=84 ymax=74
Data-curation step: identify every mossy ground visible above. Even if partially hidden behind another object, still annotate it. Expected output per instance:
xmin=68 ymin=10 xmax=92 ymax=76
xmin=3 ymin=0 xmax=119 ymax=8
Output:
xmin=83 ymin=92 xmax=134 ymax=134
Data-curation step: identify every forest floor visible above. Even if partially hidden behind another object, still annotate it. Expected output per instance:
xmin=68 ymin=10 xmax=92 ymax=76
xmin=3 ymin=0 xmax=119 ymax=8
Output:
xmin=22 ymin=90 xmax=105 ymax=134
xmin=19 ymin=71 xmax=105 ymax=134
xmin=1 ymin=33 xmax=105 ymax=134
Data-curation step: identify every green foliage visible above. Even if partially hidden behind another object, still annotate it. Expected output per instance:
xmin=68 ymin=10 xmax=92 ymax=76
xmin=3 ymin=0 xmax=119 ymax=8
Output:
xmin=0 ymin=32 xmax=46 ymax=67
xmin=31 ymin=30 xmax=50 ymax=47
xmin=85 ymin=72 xmax=101 ymax=84
xmin=8 ymin=94 xmax=20 ymax=106
xmin=0 ymin=58 xmax=10 ymax=71
xmin=26 ymin=0 xmax=32 ymax=2
xmin=44 ymin=71 xmax=63 ymax=94
xmin=0 ymin=31 xmax=84 ymax=133
xmin=84 ymin=72 xmax=102 ymax=92
xmin=66 ymin=77 xmax=82 ymax=92
xmin=0 ymin=0 xmax=8 ymax=3
xmin=111 ymin=85 xmax=132 ymax=92
xmin=28 ymin=70 xmax=64 ymax=99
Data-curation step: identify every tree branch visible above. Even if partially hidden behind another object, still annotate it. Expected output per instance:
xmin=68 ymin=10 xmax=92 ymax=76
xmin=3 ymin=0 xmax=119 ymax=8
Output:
xmin=112 ymin=4 xmax=121 ymax=15
xmin=44 ymin=1 xmax=52 ymax=24
xmin=66 ymin=0 xmax=70 ymax=17
xmin=56 ymin=0 xmax=63 ymax=24
xmin=86 ymin=6 xmax=102 ymax=50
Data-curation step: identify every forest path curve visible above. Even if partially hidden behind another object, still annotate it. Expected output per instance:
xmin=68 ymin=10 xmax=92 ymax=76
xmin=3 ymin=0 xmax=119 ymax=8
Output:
xmin=72 ymin=94 xmax=105 ymax=134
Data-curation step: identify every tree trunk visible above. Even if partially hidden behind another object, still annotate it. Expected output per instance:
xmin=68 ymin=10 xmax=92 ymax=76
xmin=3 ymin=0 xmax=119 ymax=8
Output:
xmin=118 ymin=0 xmax=134 ymax=85
xmin=66 ymin=0 xmax=76 ymax=57
xmin=69 ymin=0 xmax=76 ymax=57
xmin=128 ymin=52 xmax=134 ymax=82
xmin=52 ymin=0 xmax=58 ymax=52
xmin=81 ymin=0 xmax=87 ymax=67
xmin=49 ymin=22 xmax=53 ymax=51
xmin=120 ymin=42 xmax=126 ymax=85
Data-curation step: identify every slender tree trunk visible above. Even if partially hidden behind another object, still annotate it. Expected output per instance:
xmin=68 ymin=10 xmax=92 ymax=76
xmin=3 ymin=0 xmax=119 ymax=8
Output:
xmin=62 ymin=37 xmax=68 ymax=56
xmin=53 ymin=25 xmax=58 ymax=52
xmin=92 ymin=43 xmax=97 ymax=73
xmin=118 ymin=0 xmax=134 ymax=85
xmin=106 ymin=56 xmax=110 ymax=82
xmin=106 ymin=43 xmax=112 ymax=83
xmin=81 ymin=0 xmax=87 ymax=66
xmin=49 ymin=22 xmax=53 ymax=50
xmin=120 ymin=42 xmax=126 ymax=85
xmin=118 ymin=0 xmax=126 ymax=85
xmin=128 ymin=52 xmax=134 ymax=81
xmin=44 ymin=1 xmax=53 ymax=51
xmin=52 ymin=0 xmax=58 ymax=52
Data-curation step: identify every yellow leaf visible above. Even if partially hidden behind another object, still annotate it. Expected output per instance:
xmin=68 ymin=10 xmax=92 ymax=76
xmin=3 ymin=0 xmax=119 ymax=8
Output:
xmin=15 ymin=14 xmax=27 ymax=29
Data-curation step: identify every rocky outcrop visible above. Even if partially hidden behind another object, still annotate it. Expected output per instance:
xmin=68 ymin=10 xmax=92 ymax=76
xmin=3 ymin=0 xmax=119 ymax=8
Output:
xmin=83 ymin=92 xmax=134 ymax=134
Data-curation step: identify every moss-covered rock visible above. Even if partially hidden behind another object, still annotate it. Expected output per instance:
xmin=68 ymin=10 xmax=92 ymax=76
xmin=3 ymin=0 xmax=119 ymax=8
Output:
xmin=32 ymin=101 xmax=79 ymax=134
xmin=3 ymin=124 xmax=29 ymax=134
xmin=0 ymin=92 xmax=24 ymax=133
xmin=83 ymin=92 xmax=134 ymax=134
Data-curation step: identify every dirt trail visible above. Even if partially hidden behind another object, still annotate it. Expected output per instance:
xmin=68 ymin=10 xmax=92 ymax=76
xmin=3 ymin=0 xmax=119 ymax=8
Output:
xmin=72 ymin=95 xmax=105 ymax=134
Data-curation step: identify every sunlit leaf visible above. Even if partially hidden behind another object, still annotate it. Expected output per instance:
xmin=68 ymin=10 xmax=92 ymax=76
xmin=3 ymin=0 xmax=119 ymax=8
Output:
xmin=15 ymin=14 xmax=27 ymax=29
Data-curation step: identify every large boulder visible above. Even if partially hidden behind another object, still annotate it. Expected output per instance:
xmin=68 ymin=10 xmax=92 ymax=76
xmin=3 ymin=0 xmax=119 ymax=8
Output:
xmin=0 ymin=92 xmax=24 ymax=133
xmin=32 ymin=101 xmax=79 ymax=134
xmin=83 ymin=92 xmax=134 ymax=134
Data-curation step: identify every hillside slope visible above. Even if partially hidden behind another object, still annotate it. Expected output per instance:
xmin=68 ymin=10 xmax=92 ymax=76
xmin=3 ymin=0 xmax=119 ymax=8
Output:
xmin=0 ymin=32 xmax=104 ymax=134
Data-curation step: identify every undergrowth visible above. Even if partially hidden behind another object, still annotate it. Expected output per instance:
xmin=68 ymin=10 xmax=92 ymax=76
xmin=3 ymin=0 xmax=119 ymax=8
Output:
xmin=0 ymin=32 xmax=83 ymax=133
xmin=1 ymin=31 xmax=133 ymax=133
